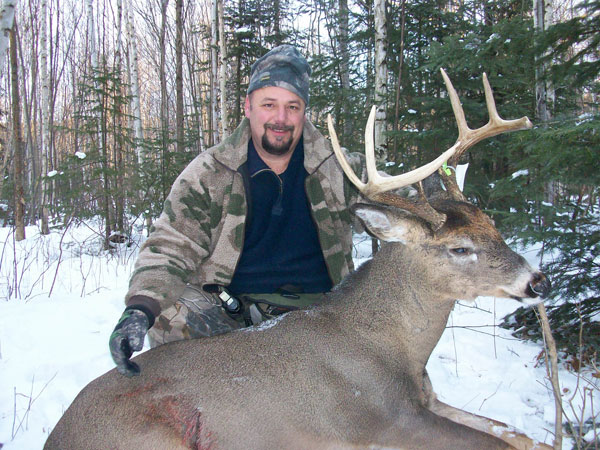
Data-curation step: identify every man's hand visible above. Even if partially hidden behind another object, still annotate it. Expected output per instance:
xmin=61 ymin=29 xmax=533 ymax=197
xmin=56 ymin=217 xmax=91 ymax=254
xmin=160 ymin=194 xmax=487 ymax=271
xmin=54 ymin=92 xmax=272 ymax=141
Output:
xmin=109 ymin=308 xmax=150 ymax=377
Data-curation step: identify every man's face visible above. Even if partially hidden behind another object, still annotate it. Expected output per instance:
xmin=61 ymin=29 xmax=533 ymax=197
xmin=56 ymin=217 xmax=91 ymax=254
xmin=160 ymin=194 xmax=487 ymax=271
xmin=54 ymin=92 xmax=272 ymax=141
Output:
xmin=245 ymin=86 xmax=306 ymax=156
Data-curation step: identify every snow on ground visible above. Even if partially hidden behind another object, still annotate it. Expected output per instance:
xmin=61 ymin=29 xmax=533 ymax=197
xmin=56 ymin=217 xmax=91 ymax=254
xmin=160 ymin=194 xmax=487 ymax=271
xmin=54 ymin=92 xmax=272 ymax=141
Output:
xmin=0 ymin=223 xmax=597 ymax=449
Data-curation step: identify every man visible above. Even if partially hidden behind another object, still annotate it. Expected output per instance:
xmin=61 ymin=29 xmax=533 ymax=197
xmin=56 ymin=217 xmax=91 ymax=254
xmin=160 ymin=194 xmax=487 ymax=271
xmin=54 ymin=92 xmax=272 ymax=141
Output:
xmin=109 ymin=45 xmax=362 ymax=377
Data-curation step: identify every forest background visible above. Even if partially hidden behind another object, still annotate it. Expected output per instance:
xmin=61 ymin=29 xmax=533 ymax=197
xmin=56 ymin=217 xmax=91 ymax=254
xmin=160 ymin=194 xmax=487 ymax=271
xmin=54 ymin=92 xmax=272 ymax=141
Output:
xmin=0 ymin=0 xmax=598 ymax=444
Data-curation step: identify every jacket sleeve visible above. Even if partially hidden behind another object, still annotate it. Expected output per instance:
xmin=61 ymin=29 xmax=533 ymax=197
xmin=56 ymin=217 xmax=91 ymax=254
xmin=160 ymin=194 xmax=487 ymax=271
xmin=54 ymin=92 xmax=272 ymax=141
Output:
xmin=125 ymin=157 xmax=217 ymax=318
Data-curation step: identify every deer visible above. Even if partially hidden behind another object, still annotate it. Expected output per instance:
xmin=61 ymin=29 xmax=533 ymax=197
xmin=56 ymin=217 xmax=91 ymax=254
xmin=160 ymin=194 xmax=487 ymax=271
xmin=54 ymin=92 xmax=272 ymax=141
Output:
xmin=44 ymin=70 xmax=551 ymax=450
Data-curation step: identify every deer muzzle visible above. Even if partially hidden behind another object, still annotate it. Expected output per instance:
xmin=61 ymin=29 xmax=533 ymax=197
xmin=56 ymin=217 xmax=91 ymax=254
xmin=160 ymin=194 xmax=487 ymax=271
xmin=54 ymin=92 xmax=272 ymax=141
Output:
xmin=527 ymin=272 xmax=551 ymax=299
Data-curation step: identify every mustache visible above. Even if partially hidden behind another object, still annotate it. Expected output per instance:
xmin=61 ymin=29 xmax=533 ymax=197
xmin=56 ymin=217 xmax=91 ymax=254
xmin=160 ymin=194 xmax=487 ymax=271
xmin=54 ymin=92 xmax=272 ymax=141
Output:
xmin=265 ymin=123 xmax=294 ymax=132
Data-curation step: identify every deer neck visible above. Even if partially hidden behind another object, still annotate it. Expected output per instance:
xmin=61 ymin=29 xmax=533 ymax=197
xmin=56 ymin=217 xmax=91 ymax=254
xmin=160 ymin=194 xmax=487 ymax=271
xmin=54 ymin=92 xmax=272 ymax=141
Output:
xmin=331 ymin=242 xmax=455 ymax=371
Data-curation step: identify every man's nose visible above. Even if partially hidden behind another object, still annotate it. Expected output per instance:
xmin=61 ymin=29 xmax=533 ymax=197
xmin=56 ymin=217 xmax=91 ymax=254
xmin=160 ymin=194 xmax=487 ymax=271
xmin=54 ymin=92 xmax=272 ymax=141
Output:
xmin=274 ymin=106 xmax=288 ymax=122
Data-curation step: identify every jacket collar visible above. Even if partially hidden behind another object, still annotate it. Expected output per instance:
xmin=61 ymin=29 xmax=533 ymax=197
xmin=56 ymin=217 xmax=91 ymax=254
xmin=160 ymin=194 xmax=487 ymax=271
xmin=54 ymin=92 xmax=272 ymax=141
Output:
xmin=212 ymin=118 xmax=333 ymax=174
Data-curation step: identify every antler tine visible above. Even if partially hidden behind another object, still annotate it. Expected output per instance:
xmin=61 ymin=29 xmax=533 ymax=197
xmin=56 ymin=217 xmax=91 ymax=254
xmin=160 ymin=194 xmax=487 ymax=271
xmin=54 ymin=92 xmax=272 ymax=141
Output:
xmin=328 ymin=108 xmax=448 ymax=230
xmin=439 ymin=68 xmax=533 ymax=200
xmin=327 ymin=113 xmax=365 ymax=191
xmin=440 ymin=68 xmax=533 ymax=167
xmin=328 ymin=106 xmax=460 ymax=199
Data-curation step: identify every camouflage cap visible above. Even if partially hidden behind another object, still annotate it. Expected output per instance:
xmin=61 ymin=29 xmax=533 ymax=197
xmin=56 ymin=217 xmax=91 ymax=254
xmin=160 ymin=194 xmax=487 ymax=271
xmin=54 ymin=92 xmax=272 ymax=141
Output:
xmin=247 ymin=45 xmax=311 ymax=107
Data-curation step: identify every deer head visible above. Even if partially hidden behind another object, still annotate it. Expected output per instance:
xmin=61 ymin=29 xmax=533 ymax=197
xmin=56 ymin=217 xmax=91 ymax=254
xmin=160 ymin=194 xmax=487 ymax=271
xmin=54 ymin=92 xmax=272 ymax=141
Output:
xmin=328 ymin=69 xmax=549 ymax=304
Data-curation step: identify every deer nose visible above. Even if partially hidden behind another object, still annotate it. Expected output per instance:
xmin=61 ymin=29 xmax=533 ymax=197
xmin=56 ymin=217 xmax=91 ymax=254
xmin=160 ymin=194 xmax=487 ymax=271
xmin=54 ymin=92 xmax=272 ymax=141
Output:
xmin=527 ymin=272 xmax=551 ymax=298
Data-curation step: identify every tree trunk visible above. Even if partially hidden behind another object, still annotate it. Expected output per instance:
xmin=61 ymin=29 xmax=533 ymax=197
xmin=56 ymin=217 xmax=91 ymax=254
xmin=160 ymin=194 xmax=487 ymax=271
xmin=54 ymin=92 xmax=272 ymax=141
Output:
xmin=210 ymin=0 xmax=219 ymax=145
xmin=534 ymin=0 xmax=555 ymax=124
xmin=10 ymin=22 xmax=25 ymax=241
xmin=115 ymin=0 xmax=124 ymax=232
xmin=392 ymin=0 xmax=406 ymax=158
xmin=0 ymin=0 xmax=17 ymax=74
xmin=218 ymin=0 xmax=228 ymax=139
xmin=533 ymin=0 xmax=556 ymax=206
xmin=176 ymin=0 xmax=184 ymax=153
xmin=159 ymin=0 xmax=170 ymax=200
xmin=40 ymin=0 xmax=50 ymax=234
xmin=338 ymin=0 xmax=351 ymax=138
xmin=87 ymin=0 xmax=111 ymax=247
xmin=273 ymin=0 xmax=280 ymax=42
xmin=533 ymin=3 xmax=560 ymax=447
xmin=125 ymin=0 xmax=144 ymax=165
xmin=374 ymin=0 xmax=388 ymax=161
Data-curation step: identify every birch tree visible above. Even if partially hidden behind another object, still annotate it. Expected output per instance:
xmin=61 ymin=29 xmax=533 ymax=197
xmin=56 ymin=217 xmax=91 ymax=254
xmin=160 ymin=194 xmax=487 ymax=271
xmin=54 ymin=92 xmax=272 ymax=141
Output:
xmin=40 ymin=0 xmax=50 ymax=234
xmin=374 ymin=0 xmax=387 ymax=160
xmin=0 ymin=0 xmax=16 ymax=74
xmin=159 ymin=0 xmax=169 ymax=199
xmin=210 ymin=0 xmax=218 ymax=145
xmin=175 ymin=0 xmax=184 ymax=153
xmin=218 ymin=0 xmax=228 ymax=138
xmin=534 ymin=0 xmax=555 ymax=123
xmin=125 ymin=0 xmax=144 ymax=165
xmin=115 ymin=0 xmax=125 ymax=231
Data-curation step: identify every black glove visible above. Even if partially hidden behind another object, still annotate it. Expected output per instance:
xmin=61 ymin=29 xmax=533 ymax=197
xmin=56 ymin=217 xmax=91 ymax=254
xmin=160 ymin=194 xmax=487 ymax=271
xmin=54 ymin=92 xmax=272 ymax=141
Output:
xmin=109 ymin=306 xmax=153 ymax=377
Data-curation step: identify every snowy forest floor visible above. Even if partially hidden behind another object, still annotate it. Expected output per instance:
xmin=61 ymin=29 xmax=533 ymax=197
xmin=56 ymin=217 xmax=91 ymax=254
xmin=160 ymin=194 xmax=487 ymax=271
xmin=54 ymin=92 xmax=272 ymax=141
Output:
xmin=0 ymin=220 xmax=598 ymax=449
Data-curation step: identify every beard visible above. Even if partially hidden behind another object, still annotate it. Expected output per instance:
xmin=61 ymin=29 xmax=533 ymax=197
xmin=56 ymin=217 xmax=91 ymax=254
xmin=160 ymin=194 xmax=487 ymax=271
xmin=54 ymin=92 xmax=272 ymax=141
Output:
xmin=261 ymin=123 xmax=295 ymax=156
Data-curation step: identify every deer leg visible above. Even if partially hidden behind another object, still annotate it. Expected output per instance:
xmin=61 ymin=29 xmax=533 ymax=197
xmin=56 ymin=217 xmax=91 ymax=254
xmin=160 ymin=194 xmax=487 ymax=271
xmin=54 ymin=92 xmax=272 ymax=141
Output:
xmin=371 ymin=406 xmax=515 ymax=450
xmin=429 ymin=398 xmax=552 ymax=450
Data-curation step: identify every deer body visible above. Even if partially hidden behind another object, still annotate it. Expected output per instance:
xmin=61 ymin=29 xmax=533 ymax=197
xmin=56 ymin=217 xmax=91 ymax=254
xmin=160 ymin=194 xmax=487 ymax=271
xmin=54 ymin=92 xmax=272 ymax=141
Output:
xmin=45 ymin=199 xmax=547 ymax=450
xmin=46 ymin=71 xmax=551 ymax=449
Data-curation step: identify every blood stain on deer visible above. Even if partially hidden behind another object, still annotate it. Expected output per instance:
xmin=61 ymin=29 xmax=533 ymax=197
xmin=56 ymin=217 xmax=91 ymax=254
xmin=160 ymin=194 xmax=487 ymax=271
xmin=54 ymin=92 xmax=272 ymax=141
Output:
xmin=144 ymin=394 xmax=214 ymax=450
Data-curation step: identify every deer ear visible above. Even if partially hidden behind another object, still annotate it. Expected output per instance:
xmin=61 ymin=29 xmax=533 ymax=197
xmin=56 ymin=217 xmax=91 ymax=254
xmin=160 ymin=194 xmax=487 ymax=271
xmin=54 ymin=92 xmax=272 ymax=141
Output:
xmin=351 ymin=204 xmax=430 ymax=243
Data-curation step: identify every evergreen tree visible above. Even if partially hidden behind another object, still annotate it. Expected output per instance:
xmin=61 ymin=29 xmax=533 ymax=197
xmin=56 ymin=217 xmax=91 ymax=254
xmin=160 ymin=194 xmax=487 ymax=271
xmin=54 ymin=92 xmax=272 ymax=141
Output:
xmin=489 ymin=0 xmax=600 ymax=364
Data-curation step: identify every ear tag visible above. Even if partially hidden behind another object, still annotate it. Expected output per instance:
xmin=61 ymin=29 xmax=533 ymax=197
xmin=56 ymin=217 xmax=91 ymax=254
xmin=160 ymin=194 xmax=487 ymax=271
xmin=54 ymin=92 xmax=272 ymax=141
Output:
xmin=442 ymin=162 xmax=453 ymax=176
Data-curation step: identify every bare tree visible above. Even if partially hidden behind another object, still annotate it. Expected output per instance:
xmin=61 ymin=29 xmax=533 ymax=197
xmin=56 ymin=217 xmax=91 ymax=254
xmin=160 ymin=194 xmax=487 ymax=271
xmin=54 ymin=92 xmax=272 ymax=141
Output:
xmin=125 ymin=0 xmax=144 ymax=165
xmin=40 ymin=0 xmax=50 ymax=234
xmin=392 ymin=0 xmax=406 ymax=156
xmin=10 ymin=21 xmax=25 ymax=240
xmin=0 ymin=0 xmax=17 ymax=74
xmin=175 ymin=0 xmax=184 ymax=153
xmin=533 ymin=2 xmax=562 ymax=448
xmin=87 ymin=0 xmax=111 ymax=246
xmin=374 ymin=0 xmax=387 ymax=160
xmin=114 ymin=0 xmax=125 ymax=231
xmin=210 ymin=0 xmax=218 ymax=145
xmin=218 ymin=0 xmax=228 ymax=139
xmin=338 ymin=0 xmax=351 ymax=138
xmin=159 ymin=0 xmax=170 ymax=199
xmin=534 ymin=0 xmax=555 ymax=124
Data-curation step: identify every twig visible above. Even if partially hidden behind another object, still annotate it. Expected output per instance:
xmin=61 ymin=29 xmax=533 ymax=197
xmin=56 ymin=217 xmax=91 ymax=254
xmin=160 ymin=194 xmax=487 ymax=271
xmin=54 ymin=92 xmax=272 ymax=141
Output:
xmin=11 ymin=373 xmax=58 ymax=440
xmin=0 ymin=227 xmax=12 ymax=273
xmin=537 ymin=303 xmax=564 ymax=450
xmin=11 ymin=227 xmax=19 ymax=299
xmin=450 ymin=308 xmax=458 ymax=377
xmin=444 ymin=325 xmax=523 ymax=341
xmin=48 ymin=216 xmax=73 ymax=297
xmin=479 ymin=381 xmax=502 ymax=411
xmin=493 ymin=298 xmax=498 ymax=359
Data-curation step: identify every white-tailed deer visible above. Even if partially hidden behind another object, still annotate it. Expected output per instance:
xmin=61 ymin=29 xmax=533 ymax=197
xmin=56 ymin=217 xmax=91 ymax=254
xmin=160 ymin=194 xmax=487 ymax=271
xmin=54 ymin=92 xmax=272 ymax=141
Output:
xmin=45 ymin=70 xmax=551 ymax=450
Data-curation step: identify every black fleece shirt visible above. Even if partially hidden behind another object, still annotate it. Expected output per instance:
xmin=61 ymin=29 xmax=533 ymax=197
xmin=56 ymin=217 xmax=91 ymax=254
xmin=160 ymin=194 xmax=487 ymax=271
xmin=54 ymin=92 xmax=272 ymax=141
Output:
xmin=227 ymin=137 xmax=332 ymax=295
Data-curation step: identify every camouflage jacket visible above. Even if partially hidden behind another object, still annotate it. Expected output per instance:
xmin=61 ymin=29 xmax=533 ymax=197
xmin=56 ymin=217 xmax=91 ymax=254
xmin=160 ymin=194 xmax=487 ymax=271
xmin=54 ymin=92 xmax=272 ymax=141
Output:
xmin=126 ymin=118 xmax=361 ymax=318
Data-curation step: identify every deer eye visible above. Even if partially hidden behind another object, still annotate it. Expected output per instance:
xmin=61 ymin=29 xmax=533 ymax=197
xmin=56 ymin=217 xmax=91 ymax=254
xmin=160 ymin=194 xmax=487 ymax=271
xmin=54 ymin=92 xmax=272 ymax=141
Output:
xmin=450 ymin=247 xmax=472 ymax=256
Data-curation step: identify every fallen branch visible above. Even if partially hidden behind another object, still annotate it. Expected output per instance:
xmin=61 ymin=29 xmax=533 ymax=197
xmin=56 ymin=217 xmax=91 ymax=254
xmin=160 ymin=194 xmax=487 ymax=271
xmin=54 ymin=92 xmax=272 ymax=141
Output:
xmin=537 ymin=303 xmax=563 ymax=449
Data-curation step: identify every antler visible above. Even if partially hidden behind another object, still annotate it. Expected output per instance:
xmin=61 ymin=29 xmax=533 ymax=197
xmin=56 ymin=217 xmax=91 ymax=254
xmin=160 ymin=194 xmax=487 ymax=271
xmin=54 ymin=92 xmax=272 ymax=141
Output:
xmin=438 ymin=68 xmax=532 ymax=199
xmin=328 ymin=107 xmax=448 ymax=229
xmin=327 ymin=69 xmax=533 ymax=230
